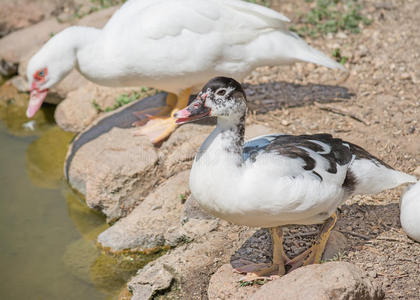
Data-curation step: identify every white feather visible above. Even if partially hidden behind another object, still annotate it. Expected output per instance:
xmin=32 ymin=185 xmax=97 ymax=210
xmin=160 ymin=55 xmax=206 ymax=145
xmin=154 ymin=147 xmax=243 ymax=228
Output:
xmin=27 ymin=0 xmax=344 ymax=96
xmin=350 ymin=159 xmax=417 ymax=195
xmin=400 ymin=181 xmax=420 ymax=242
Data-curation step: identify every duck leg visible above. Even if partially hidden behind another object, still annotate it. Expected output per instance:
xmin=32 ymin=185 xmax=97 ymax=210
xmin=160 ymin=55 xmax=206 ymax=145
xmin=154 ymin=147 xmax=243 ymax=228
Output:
xmin=286 ymin=213 xmax=337 ymax=271
xmin=133 ymin=88 xmax=191 ymax=144
xmin=235 ymin=227 xmax=290 ymax=282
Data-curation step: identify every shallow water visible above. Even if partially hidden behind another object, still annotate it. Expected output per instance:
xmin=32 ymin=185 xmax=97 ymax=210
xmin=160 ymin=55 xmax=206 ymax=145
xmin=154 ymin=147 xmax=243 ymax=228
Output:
xmin=0 ymin=89 xmax=150 ymax=299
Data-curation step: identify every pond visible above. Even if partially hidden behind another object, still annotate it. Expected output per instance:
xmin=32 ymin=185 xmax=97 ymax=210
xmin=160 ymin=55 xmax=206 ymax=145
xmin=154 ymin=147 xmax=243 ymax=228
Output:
xmin=0 ymin=85 xmax=150 ymax=299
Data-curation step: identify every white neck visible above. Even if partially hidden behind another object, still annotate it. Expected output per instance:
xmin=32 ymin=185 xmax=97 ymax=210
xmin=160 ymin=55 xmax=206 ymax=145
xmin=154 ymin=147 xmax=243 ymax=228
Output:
xmin=190 ymin=115 xmax=245 ymax=211
xmin=195 ymin=115 xmax=245 ymax=167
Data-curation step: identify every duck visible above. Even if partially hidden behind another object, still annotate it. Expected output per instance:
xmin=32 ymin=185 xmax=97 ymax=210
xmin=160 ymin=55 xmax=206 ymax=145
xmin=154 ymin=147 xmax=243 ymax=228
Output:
xmin=174 ymin=77 xmax=418 ymax=281
xmin=400 ymin=181 xmax=420 ymax=242
xmin=26 ymin=0 xmax=345 ymax=144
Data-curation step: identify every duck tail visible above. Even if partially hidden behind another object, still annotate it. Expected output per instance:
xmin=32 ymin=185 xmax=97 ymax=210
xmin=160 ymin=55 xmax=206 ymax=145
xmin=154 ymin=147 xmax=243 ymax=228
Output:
xmin=350 ymin=159 xmax=417 ymax=195
xmin=287 ymin=32 xmax=346 ymax=70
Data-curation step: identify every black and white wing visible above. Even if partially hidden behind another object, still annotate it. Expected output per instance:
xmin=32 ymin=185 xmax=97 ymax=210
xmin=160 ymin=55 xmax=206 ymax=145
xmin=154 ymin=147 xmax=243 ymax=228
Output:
xmin=243 ymin=133 xmax=416 ymax=195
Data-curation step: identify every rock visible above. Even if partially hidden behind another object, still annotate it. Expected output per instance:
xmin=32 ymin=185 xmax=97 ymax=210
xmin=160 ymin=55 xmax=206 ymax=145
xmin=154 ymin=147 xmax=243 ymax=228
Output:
xmin=9 ymin=76 xmax=29 ymax=92
xmin=208 ymin=262 xmax=384 ymax=300
xmin=181 ymin=195 xmax=215 ymax=222
xmin=76 ymin=6 xmax=120 ymax=27
xmin=322 ymin=230 xmax=347 ymax=261
xmin=67 ymin=127 xmax=158 ymax=221
xmin=0 ymin=0 xmax=52 ymax=38
xmin=208 ymin=264 xmax=259 ymax=300
xmin=128 ymin=222 xmax=245 ymax=300
xmin=0 ymin=59 xmax=18 ymax=77
xmin=54 ymin=82 xmax=139 ymax=132
xmin=160 ymin=123 xmax=213 ymax=177
xmin=97 ymin=171 xmax=190 ymax=251
xmin=129 ymin=262 xmax=173 ymax=300
xmin=0 ymin=18 xmax=67 ymax=63
xmin=250 ymin=262 xmax=384 ymax=300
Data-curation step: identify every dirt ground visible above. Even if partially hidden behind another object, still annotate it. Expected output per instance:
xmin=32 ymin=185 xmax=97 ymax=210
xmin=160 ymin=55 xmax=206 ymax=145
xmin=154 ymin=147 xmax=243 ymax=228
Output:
xmin=233 ymin=0 xmax=419 ymax=299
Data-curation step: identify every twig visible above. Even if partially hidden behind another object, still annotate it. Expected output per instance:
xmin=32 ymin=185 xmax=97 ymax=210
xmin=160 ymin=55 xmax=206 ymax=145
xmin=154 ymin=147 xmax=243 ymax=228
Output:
xmin=314 ymin=102 xmax=370 ymax=126
xmin=339 ymin=230 xmax=371 ymax=240
xmin=376 ymin=236 xmax=405 ymax=243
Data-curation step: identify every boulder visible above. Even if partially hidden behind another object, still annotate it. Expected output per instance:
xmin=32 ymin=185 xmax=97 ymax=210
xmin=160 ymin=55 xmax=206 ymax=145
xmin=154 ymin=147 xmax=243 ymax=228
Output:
xmin=97 ymin=171 xmax=191 ymax=252
xmin=76 ymin=5 xmax=120 ymax=27
xmin=54 ymin=82 xmax=139 ymax=132
xmin=160 ymin=123 xmax=214 ymax=177
xmin=0 ymin=0 xmax=64 ymax=38
xmin=322 ymin=230 xmax=347 ymax=261
xmin=0 ymin=18 xmax=67 ymax=63
xmin=208 ymin=262 xmax=384 ymax=300
xmin=207 ymin=264 xmax=259 ymax=300
xmin=250 ymin=262 xmax=384 ymax=300
xmin=129 ymin=262 xmax=174 ymax=300
xmin=67 ymin=127 xmax=158 ymax=221
xmin=128 ymin=222 xmax=247 ymax=300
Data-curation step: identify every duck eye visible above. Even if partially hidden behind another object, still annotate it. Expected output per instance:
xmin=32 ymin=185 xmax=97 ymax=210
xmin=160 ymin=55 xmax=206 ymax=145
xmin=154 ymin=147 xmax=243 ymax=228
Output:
xmin=38 ymin=71 xmax=44 ymax=77
xmin=216 ymin=89 xmax=226 ymax=96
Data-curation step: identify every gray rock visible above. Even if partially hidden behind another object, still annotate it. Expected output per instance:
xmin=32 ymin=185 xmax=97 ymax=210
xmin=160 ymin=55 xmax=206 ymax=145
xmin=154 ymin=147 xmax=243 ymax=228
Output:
xmin=250 ymin=262 xmax=384 ymax=300
xmin=129 ymin=262 xmax=173 ymax=300
xmin=67 ymin=127 xmax=158 ymax=221
xmin=97 ymin=171 xmax=190 ymax=251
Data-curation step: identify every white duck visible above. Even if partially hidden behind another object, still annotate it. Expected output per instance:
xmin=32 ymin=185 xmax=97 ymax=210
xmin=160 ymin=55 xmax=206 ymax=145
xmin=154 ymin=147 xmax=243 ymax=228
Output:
xmin=26 ymin=0 xmax=344 ymax=143
xmin=174 ymin=77 xmax=417 ymax=281
xmin=400 ymin=181 xmax=420 ymax=242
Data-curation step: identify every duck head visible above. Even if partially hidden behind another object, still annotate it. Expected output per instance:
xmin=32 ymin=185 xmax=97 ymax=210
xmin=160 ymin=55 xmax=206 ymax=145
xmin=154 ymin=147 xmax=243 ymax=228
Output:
xmin=26 ymin=27 xmax=84 ymax=118
xmin=175 ymin=77 xmax=247 ymax=124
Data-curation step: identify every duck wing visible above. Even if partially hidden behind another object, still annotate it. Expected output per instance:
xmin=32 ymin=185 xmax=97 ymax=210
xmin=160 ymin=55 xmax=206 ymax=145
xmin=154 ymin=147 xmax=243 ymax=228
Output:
xmin=244 ymin=133 xmax=416 ymax=196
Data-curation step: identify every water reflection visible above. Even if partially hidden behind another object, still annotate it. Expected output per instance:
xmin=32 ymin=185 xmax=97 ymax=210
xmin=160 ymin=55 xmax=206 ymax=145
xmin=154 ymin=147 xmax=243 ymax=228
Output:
xmin=0 ymin=85 xmax=155 ymax=299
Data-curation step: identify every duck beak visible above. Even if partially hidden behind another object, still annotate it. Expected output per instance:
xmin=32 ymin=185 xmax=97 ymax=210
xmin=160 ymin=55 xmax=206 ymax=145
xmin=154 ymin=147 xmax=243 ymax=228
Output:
xmin=26 ymin=86 xmax=48 ymax=118
xmin=174 ymin=96 xmax=211 ymax=124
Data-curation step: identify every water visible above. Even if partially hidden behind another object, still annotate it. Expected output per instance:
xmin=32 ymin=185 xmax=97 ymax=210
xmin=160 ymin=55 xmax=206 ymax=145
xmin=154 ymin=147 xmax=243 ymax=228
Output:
xmin=0 ymin=88 xmax=152 ymax=299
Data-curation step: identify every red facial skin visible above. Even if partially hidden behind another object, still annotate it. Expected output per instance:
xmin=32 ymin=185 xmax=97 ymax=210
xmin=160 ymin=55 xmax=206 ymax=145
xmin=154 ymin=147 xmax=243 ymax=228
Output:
xmin=26 ymin=67 xmax=49 ymax=118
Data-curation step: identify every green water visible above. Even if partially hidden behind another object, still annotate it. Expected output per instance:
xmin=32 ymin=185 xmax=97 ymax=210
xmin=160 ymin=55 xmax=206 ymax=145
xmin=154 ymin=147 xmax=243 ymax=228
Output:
xmin=0 ymin=89 xmax=150 ymax=299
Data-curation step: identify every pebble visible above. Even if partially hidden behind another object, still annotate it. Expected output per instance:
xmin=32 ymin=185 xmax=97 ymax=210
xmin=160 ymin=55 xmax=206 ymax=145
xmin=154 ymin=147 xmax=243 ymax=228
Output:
xmin=400 ymin=73 xmax=411 ymax=80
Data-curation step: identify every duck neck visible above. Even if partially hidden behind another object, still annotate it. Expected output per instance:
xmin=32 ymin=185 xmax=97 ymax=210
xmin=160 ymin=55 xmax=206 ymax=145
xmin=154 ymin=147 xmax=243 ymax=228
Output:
xmin=196 ymin=113 xmax=246 ymax=167
xmin=217 ymin=114 xmax=245 ymax=156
